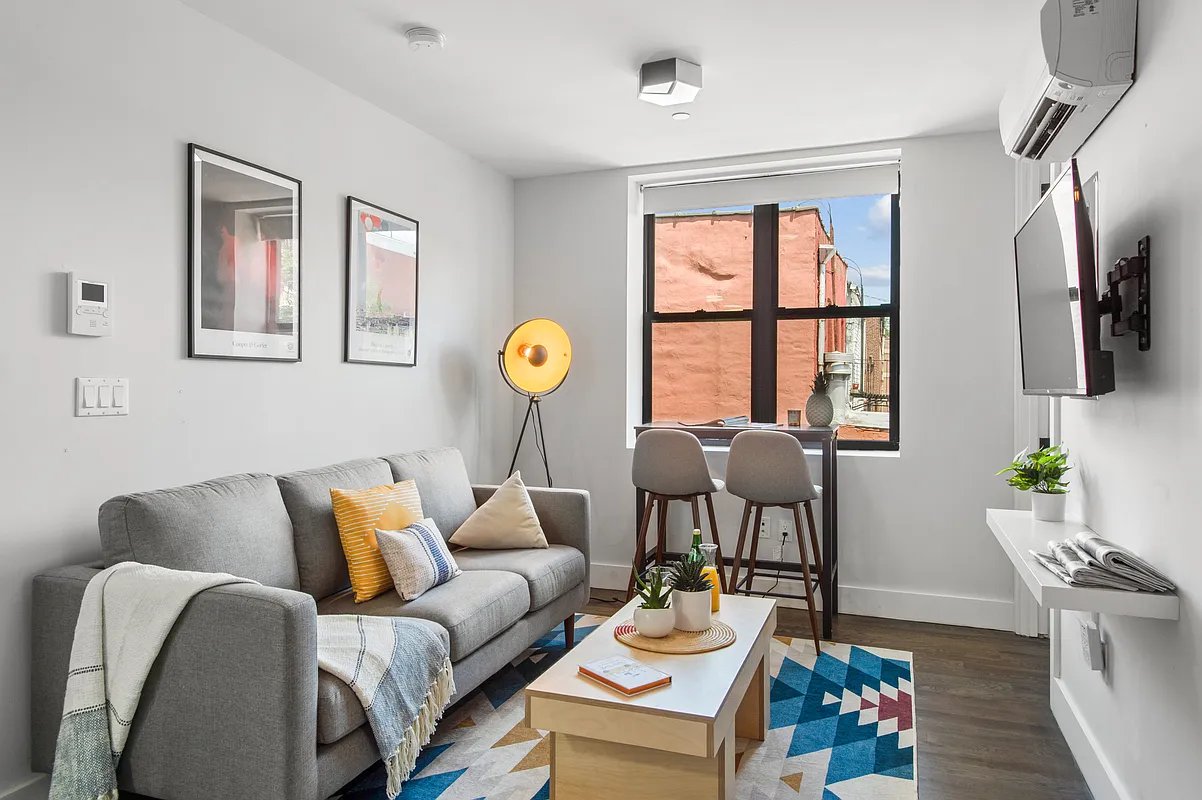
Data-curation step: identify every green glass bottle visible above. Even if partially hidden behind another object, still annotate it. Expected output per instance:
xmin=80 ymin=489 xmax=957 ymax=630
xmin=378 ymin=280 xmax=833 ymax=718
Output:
xmin=689 ymin=529 xmax=704 ymax=563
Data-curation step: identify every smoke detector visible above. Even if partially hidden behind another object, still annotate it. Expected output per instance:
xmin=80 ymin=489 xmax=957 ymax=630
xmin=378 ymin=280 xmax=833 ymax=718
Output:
xmin=638 ymin=58 xmax=702 ymax=106
xmin=405 ymin=27 xmax=446 ymax=51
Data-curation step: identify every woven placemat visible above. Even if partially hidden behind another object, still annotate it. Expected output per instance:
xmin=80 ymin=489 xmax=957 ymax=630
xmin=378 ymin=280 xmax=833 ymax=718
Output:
xmin=613 ymin=619 xmax=737 ymax=654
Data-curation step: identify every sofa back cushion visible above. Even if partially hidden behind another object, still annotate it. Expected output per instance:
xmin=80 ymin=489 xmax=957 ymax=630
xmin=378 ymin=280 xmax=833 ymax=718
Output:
xmin=383 ymin=447 xmax=477 ymax=539
xmin=99 ymin=473 xmax=300 ymax=589
xmin=276 ymin=457 xmax=395 ymax=599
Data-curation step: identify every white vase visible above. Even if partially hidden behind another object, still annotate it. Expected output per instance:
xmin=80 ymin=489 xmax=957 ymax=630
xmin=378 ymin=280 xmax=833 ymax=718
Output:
xmin=633 ymin=607 xmax=675 ymax=638
xmin=672 ymin=589 xmax=713 ymax=632
xmin=806 ymin=392 xmax=834 ymax=427
xmin=1031 ymin=491 xmax=1067 ymax=522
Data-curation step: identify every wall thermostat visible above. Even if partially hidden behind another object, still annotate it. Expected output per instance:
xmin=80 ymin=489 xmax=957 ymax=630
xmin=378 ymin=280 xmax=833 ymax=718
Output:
xmin=68 ymin=272 xmax=112 ymax=336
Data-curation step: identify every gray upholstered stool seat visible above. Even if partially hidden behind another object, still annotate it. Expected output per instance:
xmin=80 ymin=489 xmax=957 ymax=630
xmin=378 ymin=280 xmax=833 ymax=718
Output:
xmin=725 ymin=430 xmax=825 ymax=651
xmin=627 ymin=429 xmax=728 ymax=599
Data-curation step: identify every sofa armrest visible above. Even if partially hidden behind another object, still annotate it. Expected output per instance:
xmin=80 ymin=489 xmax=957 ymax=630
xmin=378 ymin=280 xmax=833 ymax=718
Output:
xmin=32 ymin=565 xmax=320 ymax=800
xmin=472 ymin=485 xmax=591 ymax=587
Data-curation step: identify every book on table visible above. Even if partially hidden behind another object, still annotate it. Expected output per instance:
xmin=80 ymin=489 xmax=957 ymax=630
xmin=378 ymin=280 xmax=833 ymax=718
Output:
xmin=578 ymin=655 xmax=671 ymax=696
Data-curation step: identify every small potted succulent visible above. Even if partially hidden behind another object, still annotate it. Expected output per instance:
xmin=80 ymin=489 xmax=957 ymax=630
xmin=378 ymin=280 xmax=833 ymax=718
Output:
xmin=997 ymin=445 xmax=1071 ymax=522
xmin=670 ymin=555 xmax=714 ymax=632
xmin=806 ymin=371 xmax=834 ymax=427
xmin=632 ymin=567 xmax=674 ymax=638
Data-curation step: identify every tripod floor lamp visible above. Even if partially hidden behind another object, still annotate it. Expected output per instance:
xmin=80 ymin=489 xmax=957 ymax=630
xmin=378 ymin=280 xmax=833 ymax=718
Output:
xmin=499 ymin=318 xmax=572 ymax=487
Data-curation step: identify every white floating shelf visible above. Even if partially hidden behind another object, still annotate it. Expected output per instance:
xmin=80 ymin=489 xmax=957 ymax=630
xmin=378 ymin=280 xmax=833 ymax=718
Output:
xmin=986 ymin=508 xmax=1179 ymax=620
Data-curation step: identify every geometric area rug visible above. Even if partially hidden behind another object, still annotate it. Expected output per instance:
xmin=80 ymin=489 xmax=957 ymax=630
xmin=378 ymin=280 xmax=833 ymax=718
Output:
xmin=332 ymin=614 xmax=917 ymax=800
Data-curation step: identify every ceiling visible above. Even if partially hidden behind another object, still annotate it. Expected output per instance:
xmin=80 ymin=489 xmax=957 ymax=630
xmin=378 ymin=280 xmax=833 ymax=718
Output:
xmin=181 ymin=0 xmax=1040 ymax=178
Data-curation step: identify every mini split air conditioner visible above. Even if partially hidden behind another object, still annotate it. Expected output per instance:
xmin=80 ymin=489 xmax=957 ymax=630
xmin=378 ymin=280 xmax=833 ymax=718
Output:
xmin=999 ymin=0 xmax=1137 ymax=161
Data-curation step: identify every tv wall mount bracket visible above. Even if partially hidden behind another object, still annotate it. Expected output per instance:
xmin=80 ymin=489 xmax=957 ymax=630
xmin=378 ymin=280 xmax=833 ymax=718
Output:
xmin=1098 ymin=235 xmax=1150 ymax=351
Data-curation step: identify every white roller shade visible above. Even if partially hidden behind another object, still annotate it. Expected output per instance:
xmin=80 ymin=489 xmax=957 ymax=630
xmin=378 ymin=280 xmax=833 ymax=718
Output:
xmin=642 ymin=161 xmax=899 ymax=215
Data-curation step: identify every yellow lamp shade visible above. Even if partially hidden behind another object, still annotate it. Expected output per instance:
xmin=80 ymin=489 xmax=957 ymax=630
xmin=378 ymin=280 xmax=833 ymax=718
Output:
xmin=500 ymin=318 xmax=572 ymax=396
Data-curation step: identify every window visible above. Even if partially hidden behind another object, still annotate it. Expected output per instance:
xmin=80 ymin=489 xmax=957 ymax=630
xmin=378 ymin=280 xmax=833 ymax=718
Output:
xmin=642 ymin=185 xmax=899 ymax=450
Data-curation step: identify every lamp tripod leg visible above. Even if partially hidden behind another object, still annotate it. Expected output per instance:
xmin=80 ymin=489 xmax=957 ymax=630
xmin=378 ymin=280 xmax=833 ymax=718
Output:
xmin=532 ymin=397 xmax=552 ymax=487
xmin=509 ymin=397 xmax=535 ymax=477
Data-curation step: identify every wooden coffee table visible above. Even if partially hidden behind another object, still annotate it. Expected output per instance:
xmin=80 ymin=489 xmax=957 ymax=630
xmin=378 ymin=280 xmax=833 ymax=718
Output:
xmin=525 ymin=595 xmax=777 ymax=800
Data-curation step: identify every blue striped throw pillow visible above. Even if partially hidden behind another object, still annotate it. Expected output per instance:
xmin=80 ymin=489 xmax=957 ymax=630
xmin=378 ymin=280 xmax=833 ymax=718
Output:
xmin=376 ymin=518 xmax=463 ymax=600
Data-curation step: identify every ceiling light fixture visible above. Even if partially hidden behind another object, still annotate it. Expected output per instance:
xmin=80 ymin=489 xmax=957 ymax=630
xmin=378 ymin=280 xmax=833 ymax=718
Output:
xmin=672 ymin=111 xmax=691 ymax=121
xmin=638 ymin=57 xmax=702 ymax=107
xmin=404 ymin=26 xmax=446 ymax=51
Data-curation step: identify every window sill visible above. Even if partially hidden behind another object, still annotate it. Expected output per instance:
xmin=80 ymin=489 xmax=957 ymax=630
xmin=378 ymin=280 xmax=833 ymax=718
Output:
xmin=625 ymin=442 xmax=901 ymax=458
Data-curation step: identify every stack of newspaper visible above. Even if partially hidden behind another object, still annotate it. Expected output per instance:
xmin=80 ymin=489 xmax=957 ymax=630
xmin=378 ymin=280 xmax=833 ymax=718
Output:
xmin=1030 ymin=532 xmax=1175 ymax=592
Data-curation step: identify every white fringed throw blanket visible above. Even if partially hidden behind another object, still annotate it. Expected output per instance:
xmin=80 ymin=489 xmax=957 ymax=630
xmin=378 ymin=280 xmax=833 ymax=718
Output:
xmin=318 ymin=615 xmax=455 ymax=799
xmin=49 ymin=563 xmax=255 ymax=800
xmin=50 ymin=564 xmax=454 ymax=800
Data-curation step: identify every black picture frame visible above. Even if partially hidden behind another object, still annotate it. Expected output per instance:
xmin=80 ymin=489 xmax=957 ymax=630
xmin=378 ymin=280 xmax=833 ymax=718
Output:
xmin=344 ymin=196 xmax=420 ymax=367
xmin=187 ymin=143 xmax=302 ymax=362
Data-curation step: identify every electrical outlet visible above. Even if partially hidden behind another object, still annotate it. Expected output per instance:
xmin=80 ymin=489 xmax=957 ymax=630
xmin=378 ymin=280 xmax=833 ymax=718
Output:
xmin=758 ymin=513 xmax=774 ymax=539
xmin=779 ymin=516 xmax=793 ymax=541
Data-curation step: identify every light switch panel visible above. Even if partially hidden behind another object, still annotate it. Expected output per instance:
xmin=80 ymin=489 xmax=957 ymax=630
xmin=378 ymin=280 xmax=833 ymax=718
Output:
xmin=76 ymin=377 xmax=129 ymax=417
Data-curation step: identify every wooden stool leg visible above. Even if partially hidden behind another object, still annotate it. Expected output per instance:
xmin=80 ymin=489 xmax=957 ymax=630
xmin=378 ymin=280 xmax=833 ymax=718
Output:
xmin=703 ymin=493 xmax=728 ymax=593
xmin=655 ymin=498 xmax=669 ymax=566
xmin=689 ymin=495 xmax=702 ymax=534
xmin=729 ymin=501 xmax=752 ymax=594
xmin=804 ymin=500 xmax=824 ymax=582
xmin=745 ymin=505 xmax=764 ymax=595
xmin=792 ymin=503 xmax=823 ymax=652
xmin=626 ymin=493 xmax=655 ymax=600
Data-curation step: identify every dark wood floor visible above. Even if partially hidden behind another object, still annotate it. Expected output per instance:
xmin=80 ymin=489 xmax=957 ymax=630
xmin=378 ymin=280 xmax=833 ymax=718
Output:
xmin=585 ymin=590 xmax=1092 ymax=800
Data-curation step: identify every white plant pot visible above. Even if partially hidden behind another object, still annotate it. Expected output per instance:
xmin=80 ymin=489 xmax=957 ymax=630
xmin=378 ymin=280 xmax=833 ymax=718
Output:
xmin=1031 ymin=491 xmax=1067 ymax=522
xmin=633 ymin=607 xmax=675 ymax=639
xmin=672 ymin=589 xmax=713 ymax=632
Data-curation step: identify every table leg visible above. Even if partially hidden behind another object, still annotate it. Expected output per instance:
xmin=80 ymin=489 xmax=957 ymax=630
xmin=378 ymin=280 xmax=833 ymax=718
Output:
xmin=551 ymin=731 xmax=734 ymax=800
xmin=734 ymin=652 xmax=769 ymax=741
xmin=821 ymin=439 xmax=834 ymax=640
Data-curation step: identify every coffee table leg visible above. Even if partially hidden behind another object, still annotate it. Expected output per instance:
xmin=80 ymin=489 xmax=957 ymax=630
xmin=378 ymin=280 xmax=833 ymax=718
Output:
xmin=735 ymin=652 xmax=769 ymax=740
xmin=551 ymin=731 xmax=734 ymax=800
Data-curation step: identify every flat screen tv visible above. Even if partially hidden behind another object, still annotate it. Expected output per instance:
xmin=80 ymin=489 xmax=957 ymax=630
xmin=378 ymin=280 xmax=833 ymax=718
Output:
xmin=1014 ymin=159 xmax=1114 ymax=397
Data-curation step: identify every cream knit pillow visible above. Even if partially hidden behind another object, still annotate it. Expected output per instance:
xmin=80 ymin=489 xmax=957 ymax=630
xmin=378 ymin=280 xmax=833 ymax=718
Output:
xmin=449 ymin=471 xmax=548 ymax=549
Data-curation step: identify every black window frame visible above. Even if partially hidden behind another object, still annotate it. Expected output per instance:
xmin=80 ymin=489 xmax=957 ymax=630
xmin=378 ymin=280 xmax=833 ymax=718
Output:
xmin=642 ymin=195 xmax=901 ymax=452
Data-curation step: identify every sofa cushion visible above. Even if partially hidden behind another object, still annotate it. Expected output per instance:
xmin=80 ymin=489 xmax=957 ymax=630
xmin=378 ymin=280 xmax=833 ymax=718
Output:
xmin=99 ymin=474 xmax=300 ymax=590
xmin=317 ymin=570 xmax=529 ymax=661
xmin=276 ymin=458 xmax=394 ymax=599
xmin=382 ymin=448 xmax=477 ymax=538
xmin=453 ymin=545 xmax=586 ymax=611
xmin=316 ymin=617 xmax=449 ymax=745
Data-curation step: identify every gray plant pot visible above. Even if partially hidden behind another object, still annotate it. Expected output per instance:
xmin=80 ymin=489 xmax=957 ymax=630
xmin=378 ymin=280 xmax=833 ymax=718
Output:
xmin=806 ymin=392 xmax=834 ymax=427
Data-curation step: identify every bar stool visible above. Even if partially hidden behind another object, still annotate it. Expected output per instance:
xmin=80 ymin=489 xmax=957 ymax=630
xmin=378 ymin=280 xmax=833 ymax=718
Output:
xmin=627 ymin=429 xmax=729 ymax=600
xmin=726 ymin=430 xmax=824 ymax=651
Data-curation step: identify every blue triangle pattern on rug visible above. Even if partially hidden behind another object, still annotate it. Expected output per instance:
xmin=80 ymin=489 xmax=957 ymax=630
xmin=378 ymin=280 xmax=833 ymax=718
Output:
xmin=332 ymin=615 xmax=916 ymax=800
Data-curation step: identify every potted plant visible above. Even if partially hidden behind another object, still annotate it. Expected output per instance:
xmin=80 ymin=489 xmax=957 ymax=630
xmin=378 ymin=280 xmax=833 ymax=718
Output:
xmin=670 ymin=555 xmax=714 ymax=632
xmin=632 ymin=567 xmax=674 ymax=638
xmin=997 ymin=445 xmax=1071 ymax=522
xmin=806 ymin=371 xmax=834 ymax=427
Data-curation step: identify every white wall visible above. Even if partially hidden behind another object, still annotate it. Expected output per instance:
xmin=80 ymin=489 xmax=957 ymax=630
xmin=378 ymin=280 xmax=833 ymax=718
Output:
xmin=1054 ymin=2 xmax=1202 ymax=796
xmin=513 ymin=132 xmax=1018 ymax=627
xmin=0 ymin=0 xmax=513 ymax=794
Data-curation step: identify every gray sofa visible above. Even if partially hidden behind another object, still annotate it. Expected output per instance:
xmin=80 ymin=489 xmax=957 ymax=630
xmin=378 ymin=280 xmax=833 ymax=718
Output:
xmin=30 ymin=447 xmax=590 ymax=800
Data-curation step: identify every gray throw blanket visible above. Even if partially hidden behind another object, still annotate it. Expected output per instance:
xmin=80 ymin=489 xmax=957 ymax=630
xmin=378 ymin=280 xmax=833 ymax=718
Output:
xmin=317 ymin=615 xmax=454 ymax=799
xmin=51 ymin=563 xmax=454 ymax=800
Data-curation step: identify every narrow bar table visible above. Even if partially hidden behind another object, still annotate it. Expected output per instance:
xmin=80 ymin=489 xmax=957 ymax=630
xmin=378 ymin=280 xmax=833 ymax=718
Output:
xmin=633 ymin=423 xmax=839 ymax=639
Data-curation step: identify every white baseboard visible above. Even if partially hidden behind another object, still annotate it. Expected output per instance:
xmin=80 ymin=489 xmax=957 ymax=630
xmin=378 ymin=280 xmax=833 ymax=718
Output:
xmin=0 ymin=775 xmax=47 ymax=800
xmin=1051 ymin=677 xmax=1130 ymax=800
xmin=591 ymin=562 xmax=1013 ymax=630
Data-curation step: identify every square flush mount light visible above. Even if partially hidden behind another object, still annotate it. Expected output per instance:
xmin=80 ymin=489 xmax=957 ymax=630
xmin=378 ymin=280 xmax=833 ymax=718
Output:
xmin=638 ymin=58 xmax=702 ymax=106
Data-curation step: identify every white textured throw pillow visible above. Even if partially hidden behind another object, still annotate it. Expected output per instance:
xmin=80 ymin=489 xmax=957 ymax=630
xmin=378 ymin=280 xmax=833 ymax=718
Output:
xmin=376 ymin=518 xmax=462 ymax=600
xmin=449 ymin=471 xmax=548 ymax=549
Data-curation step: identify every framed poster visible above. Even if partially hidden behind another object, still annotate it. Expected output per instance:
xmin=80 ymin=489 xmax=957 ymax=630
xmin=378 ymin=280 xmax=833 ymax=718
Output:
xmin=188 ymin=144 xmax=301 ymax=361
xmin=345 ymin=196 xmax=419 ymax=366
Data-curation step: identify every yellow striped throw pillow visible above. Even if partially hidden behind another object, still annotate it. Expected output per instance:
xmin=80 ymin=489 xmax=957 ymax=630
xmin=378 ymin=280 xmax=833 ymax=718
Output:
xmin=331 ymin=481 xmax=424 ymax=602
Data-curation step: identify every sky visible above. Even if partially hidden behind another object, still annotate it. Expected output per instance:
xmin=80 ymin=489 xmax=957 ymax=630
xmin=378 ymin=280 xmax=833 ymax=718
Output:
xmin=783 ymin=194 xmax=893 ymax=305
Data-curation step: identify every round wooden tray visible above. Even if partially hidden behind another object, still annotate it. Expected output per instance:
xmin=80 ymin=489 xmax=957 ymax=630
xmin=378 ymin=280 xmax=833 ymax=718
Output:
xmin=613 ymin=619 xmax=737 ymax=654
